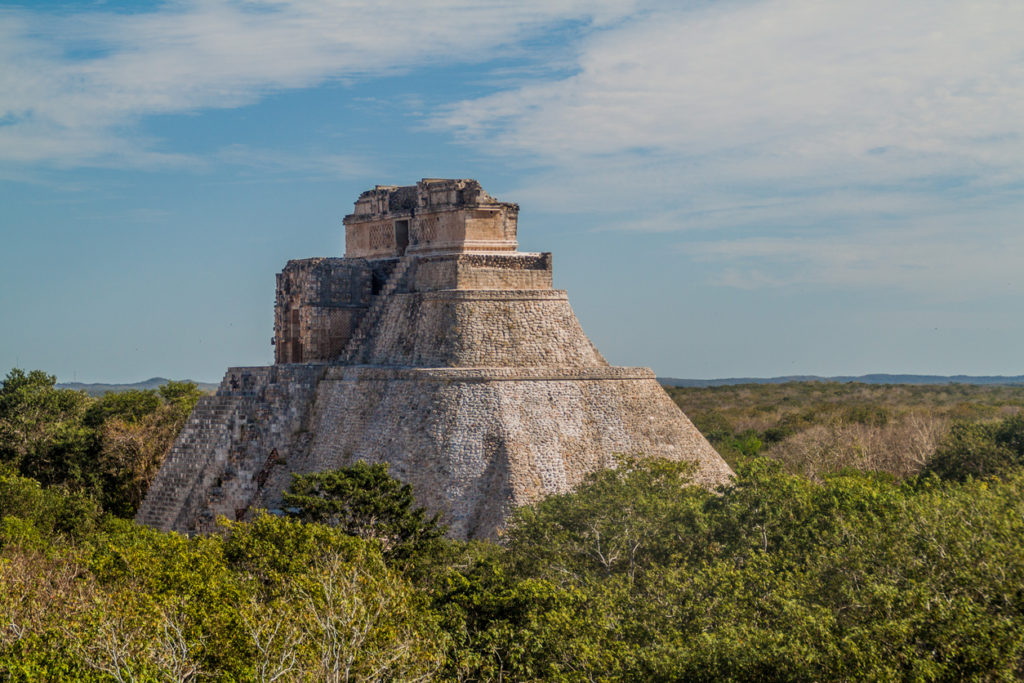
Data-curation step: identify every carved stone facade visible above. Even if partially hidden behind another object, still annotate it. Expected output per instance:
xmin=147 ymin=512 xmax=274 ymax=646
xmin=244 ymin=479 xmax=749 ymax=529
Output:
xmin=344 ymin=178 xmax=519 ymax=260
xmin=137 ymin=179 xmax=732 ymax=538
xmin=273 ymin=258 xmax=374 ymax=364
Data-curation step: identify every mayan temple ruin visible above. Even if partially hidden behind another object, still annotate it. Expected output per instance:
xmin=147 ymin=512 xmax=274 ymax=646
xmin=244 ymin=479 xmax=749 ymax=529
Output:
xmin=137 ymin=179 xmax=732 ymax=538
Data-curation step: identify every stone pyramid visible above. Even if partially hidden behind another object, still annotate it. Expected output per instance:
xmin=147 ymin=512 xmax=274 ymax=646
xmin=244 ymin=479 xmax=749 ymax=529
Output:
xmin=137 ymin=179 xmax=732 ymax=538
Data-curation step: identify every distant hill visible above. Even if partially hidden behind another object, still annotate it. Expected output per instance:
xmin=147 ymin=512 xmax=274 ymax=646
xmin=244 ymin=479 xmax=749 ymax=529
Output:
xmin=57 ymin=377 xmax=219 ymax=396
xmin=659 ymin=374 xmax=1024 ymax=388
xmin=57 ymin=374 xmax=1024 ymax=395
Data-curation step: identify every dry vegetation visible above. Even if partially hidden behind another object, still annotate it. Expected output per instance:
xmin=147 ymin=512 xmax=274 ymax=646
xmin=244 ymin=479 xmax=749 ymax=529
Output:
xmin=665 ymin=382 xmax=1024 ymax=479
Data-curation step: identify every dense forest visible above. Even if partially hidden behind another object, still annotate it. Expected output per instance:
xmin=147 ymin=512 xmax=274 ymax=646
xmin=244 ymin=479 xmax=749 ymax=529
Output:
xmin=2 ymin=368 xmax=1024 ymax=680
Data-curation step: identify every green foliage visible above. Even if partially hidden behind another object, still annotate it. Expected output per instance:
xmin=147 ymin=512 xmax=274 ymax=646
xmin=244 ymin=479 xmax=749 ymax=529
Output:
xmin=82 ymin=389 xmax=162 ymax=428
xmin=4 ymin=456 xmax=1024 ymax=680
xmin=0 ymin=472 xmax=102 ymax=544
xmin=507 ymin=456 xmax=711 ymax=583
xmin=92 ymin=393 xmax=199 ymax=518
xmin=283 ymin=463 xmax=446 ymax=564
xmin=1 ymin=495 xmax=445 ymax=680
xmin=0 ymin=368 xmax=92 ymax=488
xmin=925 ymin=414 xmax=1024 ymax=481
xmin=0 ymin=368 xmax=204 ymax=518
xmin=843 ymin=402 xmax=892 ymax=426
xmin=689 ymin=412 xmax=764 ymax=464
xmin=158 ymin=380 xmax=204 ymax=408
xmin=494 ymin=457 xmax=1024 ymax=680
xmin=4 ymin=372 xmax=1024 ymax=679
xmin=221 ymin=511 xmax=365 ymax=590
xmin=437 ymin=562 xmax=621 ymax=681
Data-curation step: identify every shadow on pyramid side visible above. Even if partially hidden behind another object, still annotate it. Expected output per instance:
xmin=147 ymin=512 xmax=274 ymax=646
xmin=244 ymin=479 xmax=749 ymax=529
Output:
xmin=137 ymin=179 xmax=733 ymax=539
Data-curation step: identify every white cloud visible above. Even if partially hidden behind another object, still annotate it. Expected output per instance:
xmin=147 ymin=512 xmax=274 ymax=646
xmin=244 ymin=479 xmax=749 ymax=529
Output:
xmin=437 ymin=0 xmax=1024 ymax=297
xmin=0 ymin=0 xmax=639 ymax=168
xmin=443 ymin=0 xmax=1024 ymax=170
xmin=4 ymin=0 xmax=1023 ymax=299
xmin=686 ymin=202 xmax=1024 ymax=298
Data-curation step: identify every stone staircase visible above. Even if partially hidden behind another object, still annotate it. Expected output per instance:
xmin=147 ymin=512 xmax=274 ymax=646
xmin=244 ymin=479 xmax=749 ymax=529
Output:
xmin=341 ymin=255 xmax=414 ymax=364
xmin=135 ymin=393 xmax=242 ymax=532
xmin=136 ymin=364 xmax=328 ymax=534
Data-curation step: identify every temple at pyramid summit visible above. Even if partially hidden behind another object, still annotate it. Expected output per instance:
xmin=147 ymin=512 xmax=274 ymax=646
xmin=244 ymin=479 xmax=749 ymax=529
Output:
xmin=136 ymin=179 xmax=733 ymax=538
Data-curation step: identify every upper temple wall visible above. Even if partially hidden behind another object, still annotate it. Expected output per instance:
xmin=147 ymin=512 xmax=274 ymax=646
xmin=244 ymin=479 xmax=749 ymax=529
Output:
xmin=273 ymin=258 xmax=376 ymax=363
xmin=344 ymin=179 xmax=519 ymax=259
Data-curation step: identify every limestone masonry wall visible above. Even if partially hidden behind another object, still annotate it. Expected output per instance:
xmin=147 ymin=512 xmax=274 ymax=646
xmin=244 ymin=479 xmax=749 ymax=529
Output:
xmin=344 ymin=179 xmax=519 ymax=259
xmin=274 ymin=258 xmax=374 ymax=363
xmin=137 ymin=178 xmax=733 ymax=539
xmin=135 ymin=365 xmax=323 ymax=533
xmin=350 ymin=290 xmax=607 ymax=368
xmin=245 ymin=368 xmax=729 ymax=539
xmin=410 ymin=253 xmax=552 ymax=291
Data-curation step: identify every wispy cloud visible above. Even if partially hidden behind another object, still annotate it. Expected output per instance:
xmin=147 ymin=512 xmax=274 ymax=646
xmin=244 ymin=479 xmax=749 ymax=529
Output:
xmin=436 ymin=0 xmax=1024 ymax=296
xmin=687 ymin=202 xmax=1024 ymax=298
xmin=0 ymin=0 xmax=638 ymax=168
xmin=442 ymin=1 xmax=1024 ymax=175
xmin=4 ymin=0 xmax=1023 ymax=300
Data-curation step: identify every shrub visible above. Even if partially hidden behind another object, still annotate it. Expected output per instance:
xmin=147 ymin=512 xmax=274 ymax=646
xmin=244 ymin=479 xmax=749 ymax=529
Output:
xmin=283 ymin=463 xmax=446 ymax=565
xmin=925 ymin=414 xmax=1024 ymax=481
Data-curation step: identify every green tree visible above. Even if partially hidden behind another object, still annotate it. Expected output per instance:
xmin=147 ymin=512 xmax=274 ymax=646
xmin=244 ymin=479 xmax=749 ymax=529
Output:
xmin=158 ymin=380 xmax=204 ymax=417
xmin=0 ymin=472 xmax=103 ymax=545
xmin=283 ymin=463 xmax=446 ymax=564
xmin=0 ymin=369 xmax=204 ymax=517
xmin=0 ymin=369 xmax=91 ymax=488
xmin=95 ymin=383 xmax=202 ymax=517
xmin=437 ymin=561 xmax=621 ymax=681
xmin=506 ymin=456 xmax=711 ymax=585
xmin=498 ymin=457 xmax=1024 ymax=680
xmin=925 ymin=414 xmax=1024 ymax=481
xmin=82 ymin=389 xmax=162 ymax=428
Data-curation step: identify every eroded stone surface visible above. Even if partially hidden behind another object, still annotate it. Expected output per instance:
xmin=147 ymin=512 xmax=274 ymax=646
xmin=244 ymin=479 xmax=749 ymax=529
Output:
xmin=136 ymin=179 xmax=732 ymax=538
xmin=344 ymin=179 xmax=519 ymax=260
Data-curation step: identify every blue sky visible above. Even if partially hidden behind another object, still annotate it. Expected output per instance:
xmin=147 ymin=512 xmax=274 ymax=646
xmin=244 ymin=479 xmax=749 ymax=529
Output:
xmin=1 ymin=0 xmax=1022 ymax=383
